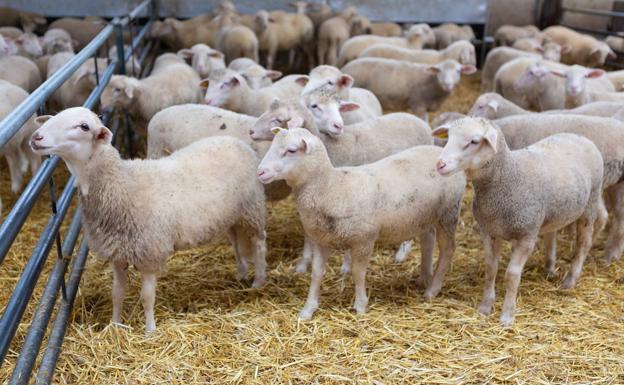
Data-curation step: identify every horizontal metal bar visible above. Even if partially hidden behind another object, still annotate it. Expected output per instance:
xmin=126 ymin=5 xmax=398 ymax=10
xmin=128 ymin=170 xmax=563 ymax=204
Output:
xmin=559 ymin=24 xmax=617 ymax=37
xmin=34 ymin=238 xmax=89 ymax=385
xmin=563 ymin=6 xmax=624 ymax=18
xmin=0 ymin=25 xmax=114 ymax=149
xmin=83 ymin=62 xmax=116 ymax=109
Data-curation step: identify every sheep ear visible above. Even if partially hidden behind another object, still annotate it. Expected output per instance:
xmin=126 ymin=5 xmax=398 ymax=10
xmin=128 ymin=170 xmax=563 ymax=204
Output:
xmin=300 ymin=138 xmax=314 ymax=154
xmin=534 ymin=46 xmax=544 ymax=54
xmin=483 ymin=127 xmax=498 ymax=153
xmin=124 ymin=84 xmax=135 ymax=98
xmin=586 ymin=69 xmax=605 ymax=78
xmin=549 ymin=69 xmax=565 ymax=78
xmin=431 ymin=126 xmax=449 ymax=139
xmin=199 ymin=79 xmax=210 ymax=89
xmin=461 ymin=65 xmax=477 ymax=75
xmin=270 ymin=126 xmax=283 ymax=135
xmin=96 ymin=126 xmax=113 ymax=144
xmin=561 ymin=44 xmax=572 ymax=54
xmin=269 ymin=97 xmax=281 ymax=110
xmin=177 ymin=48 xmax=193 ymax=59
xmin=208 ymin=51 xmax=224 ymax=59
xmin=266 ymin=70 xmax=282 ymax=80
xmin=337 ymin=74 xmax=354 ymax=88
xmin=339 ymin=101 xmax=360 ymax=112
xmin=487 ymin=99 xmax=499 ymax=112
xmin=427 ymin=66 xmax=441 ymax=74
xmin=228 ymin=76 xmax=241 ymax=86
xmin=607 ymin=48 xmax=617 ymax=60
xmin=287 ymin=115 xmax=304 ymax=129
xmin=35 ymin=115 xmax=52 ymax=127
xmin=295 ymin=75 xmax=309 ymax=86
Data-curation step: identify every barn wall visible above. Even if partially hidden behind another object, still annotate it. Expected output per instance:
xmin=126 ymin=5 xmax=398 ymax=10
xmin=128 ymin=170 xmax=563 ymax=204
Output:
xmin=0 ymin=0 xmax=488 ymax=23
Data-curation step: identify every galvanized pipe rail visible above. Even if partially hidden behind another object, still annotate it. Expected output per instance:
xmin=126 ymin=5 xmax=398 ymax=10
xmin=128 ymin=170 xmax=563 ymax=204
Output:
xmin=0 ymin=0 xmax=155 ymax=383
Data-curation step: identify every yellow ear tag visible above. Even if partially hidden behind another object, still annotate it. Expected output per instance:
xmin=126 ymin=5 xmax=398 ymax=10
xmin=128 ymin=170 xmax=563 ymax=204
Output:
xmin=270 ymin=127 xmax=282 ymax=135
xmin=433 ymin=130 xmax=449 ymax=139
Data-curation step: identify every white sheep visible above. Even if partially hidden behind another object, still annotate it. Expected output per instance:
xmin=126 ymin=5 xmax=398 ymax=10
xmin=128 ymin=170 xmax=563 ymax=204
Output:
xmin=316 ymin=7 xmax=360 ymax=66
xmin=228 ymin=58 xmax=282 ymax=89
xmin=41 ymin=28 xmax=75 ymax=55
xmin=0 ymin=55 xmax=41 ymax=92
xmin=30 ymin=107 xmax=267 ymax=332
xmin=201 ymin=68 xmax=305 ymax=116
xmin=606 ymin=69 xmax=624 ymax=91
xmin=494 ymin=25 xmax=543 ymax=46
xmin=548 ymin=65 xmax=621 ymax=108
xmin=177 ymin=43 xmax=225 ymax=79
xmin=257 ymin=128 xmax=466 ymax=319
xmin=495 ymin=114 xmax=624 ymax=264
xmin=100 ymin=53 xmax=202 ymax=134
xmin=358 ymin=40 xmax=476 ymax=66
xmin=0 ymin=80 xmax=40 ymax=214
xmin=0 ymin=30 xmax=43 ymax=59
xmin=543 ymin=26 xmax=615 ymax=67
xmin=433 ymin=117 xmax=605 ymax=326
xmin=108 ymin=45 xmax=142 ymax=77
xmin=214 ymin=15 xmax=259 ymax=64
xmin=342 ymin=58 xmax=476 ymax=120
xmin=337 ymin=24 xmax=434 ymax=66
xmin=432 ymin=23 xmax=475 ymax=49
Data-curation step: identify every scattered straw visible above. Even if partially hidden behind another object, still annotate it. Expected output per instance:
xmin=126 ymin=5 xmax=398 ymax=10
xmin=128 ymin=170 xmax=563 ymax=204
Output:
xmin=1 ymin=72 xmax=623 ymax=384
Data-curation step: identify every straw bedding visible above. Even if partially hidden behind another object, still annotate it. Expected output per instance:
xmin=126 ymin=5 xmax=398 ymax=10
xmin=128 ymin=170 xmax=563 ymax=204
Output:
xmin=1 ymin=73 xmax=624 ymax=384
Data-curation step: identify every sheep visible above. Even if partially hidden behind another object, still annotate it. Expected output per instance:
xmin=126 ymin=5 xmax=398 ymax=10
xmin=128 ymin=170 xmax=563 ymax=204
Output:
xmin=482 ymin=46 xmax=556 ymax=92
xmin=101 ymin=53 xmax=203 ymax=134
xmin=0 ymin=7 xmax=46 ymax=33
xmin=0 ymin=34 xmax=15 ymax=58
xmin=253 ymin=9 xmax=313 ymax=69
xmin=337 ymin=24 xmax=435 ymax=66
xmin=511 ymin=37 xmax=542 ymax=52
xmin=433 ymin=117 xmax=605 ymax=326
xmin=0 ymin=80 xmax=40 ymax=214
xmin=512 ymin=38 xmax=567 ymax=62
xmin=543 ymin=25 xmax=616 ymax=67
xmin=0 ymin=30 xmax=43 ymax=59
xmin=228 ymin=58 xmax=282 ymax=89
xmin=469 ymin=92 xmax=624 ymax=120
xmin=358 ymin=40 xmax=476 ymax=66
xmin=214 ymin=15 xmax=259 ymax=64
xmin=48 ymin=18 xmax=108 ymax=52
xmin=547 ymin=64 xmax=617 ymax=108
xmin=177 ymin=43 xmax=226 ymax=79
xmin=605 ymin=35 xmax=624 ymax=54
xmin=30 ymin=107 xmax=267 ymax=332
xmin=494 ymin=25 xmax=543 ymax=46
xmin=370 ymin=22 xmax=402 ymax=37
xmin=48 ymin=57 xmax=108 ymax=112
xmin=495 ymin=114 xmax=624 ymax=264
xmin=257 ymin=128 xmax=465 ymax=319
xmin=0 ymin=26 xmax=22 ymax=39
xmin=432 ymin=23 xmax=475 ymax=49
xmin=342 ymin=58 xmax=476 ymax=120
xmin=42 ymin=28 xmax=75 ymax=55
xmin=299 ymin=65 xmax=382 ymax=125
xmin=306 ymin=1 xmax=333 ymax=29
xmin=606 ymin=69 xmax=624 ymax=91
xmin=494 ymin=57 xmax=566 ymax=111
xmin=201 ymin=69 xmax=305 ymax=116
xmin=108 ymin=45 xmax=142 ymax=77
xmin=149 ymin=15 xmax=218 ymax=50
xmin=316 ymin=7 xmax=360 ymax=66
xmin=0 ymin=55 xmax=41 ymax=92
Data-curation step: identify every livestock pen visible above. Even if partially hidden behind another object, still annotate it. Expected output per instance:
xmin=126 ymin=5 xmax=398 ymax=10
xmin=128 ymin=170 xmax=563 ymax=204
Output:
xmin=0 ymin=1 xmax=623 ymax=384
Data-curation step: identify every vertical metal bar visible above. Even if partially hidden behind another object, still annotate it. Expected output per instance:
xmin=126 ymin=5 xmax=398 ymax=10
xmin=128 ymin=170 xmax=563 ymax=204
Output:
xmin=114 ymin=22 xmax=126 ymax=75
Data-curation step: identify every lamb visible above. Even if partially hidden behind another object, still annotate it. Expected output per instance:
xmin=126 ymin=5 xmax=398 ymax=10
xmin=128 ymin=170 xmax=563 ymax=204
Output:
xmin=342 ymin=58 xmax=476 ymax=120
xmin=253 ymin=9 xmax=313 ymax=69
xmin=306 ymin=1 xmax=333 ymax=29
xmin=469 ymin=92 xmax=624 ymax=120
xmin=42 ymin=28 xmax=75 ymax=55
xmin=177 ymin=43 xmax=226 ymax=78
xmin=548 ymin=64 xmax=618 ymax=108
xmin=512 ymin=38 xmax=566 ymax=62
xmin=257 ymin=128 xmax=465 ymax=319
xmin=494 ymin=57 xmax=566 ymax=110
xmin=0 ymin=7 xmax=46 ymax=33
xmin=494 ymin=25 xmax=543 ymax=46
xmin=214 ymin=15 xmax=259 ymax=64
xmin=30 ymin=107 xmax=267 ymax=332
xmin=315 ymin=7 xmax=358 ymax=66
xmin=605 ymin=35 xmax=624 ymax=54
xmin=0 ymin=31 xmax=43 ymax=59
xmin=48 ymin=18 xmax=107 ymax=52
xmin=101 ymin=53 xmax=203 ymax=134
xmin=228 ymin=58 xmax=283 ymax=89
xmin=0 ymin=34 xmax=15 ymax=58
xmin=0 ymin=80 xmax=41 ymax=215
xmin=543 ymin=25 xmax=615 ymax=67
xmin=337 ymin=24 xmax=435 ymax=66
xmin=359 ymin=40 xmax=476 ymax=65
xmin=201 ymin=68 xmax=305 ymax=116
xmin=494 ymin=114 xmax=624 ymax=264
xmin=433 ymin=117 xmax=605 ymax=326
xmin=432 ymin=23 xmax=475 ymax=49
xmin=49 ymin=57 xmax=108 ymax=111
xmin=108 ymin=45 xmax=142 ymax=77
xmin=370 ymin=22 xmax=402 ymax=37
xmin=149 ymin=15 xmax=218 ymax=50
xmin=0 ymin=55 xmax=41 ymax=92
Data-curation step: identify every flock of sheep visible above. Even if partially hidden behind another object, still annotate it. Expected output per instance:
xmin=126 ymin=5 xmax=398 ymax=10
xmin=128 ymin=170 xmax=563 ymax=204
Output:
xmin=2 ymin=2 xmax=624 ymax=333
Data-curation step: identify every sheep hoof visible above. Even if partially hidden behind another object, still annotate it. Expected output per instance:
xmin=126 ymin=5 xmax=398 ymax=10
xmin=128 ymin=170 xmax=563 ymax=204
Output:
xmin=340 ymin=263 xmax=350 ymax=275
xmin=423 ymin=289 xmax=437 ymax=302
xmin=544 ymin=268 xmax=557 ymax=280
xmin=294 ymin=260 xmax=308 ymax=274
xmin=251 ymin=278 xmax=265 ymax=289
xmin=354 ymin=302 xmax=367 ymax=315
xmin=415 ymin=275 xmax=431 ymax=290
xmin=560 ymin=274 xmax=577 ymax=290
xmin=499 ymin=313 xmax=514 ymax=328
xmin=298 ymin=307 xmax=316 ymax=320
xmin=478 ymin=300 xmax=494 ymax=316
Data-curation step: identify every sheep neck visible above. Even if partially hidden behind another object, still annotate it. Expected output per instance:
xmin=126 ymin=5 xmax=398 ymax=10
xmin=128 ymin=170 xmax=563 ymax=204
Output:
xmin=288 ymin=149 xmax=334 ymax=193
xmin=464 ymin=134 xmax=511 ymax=186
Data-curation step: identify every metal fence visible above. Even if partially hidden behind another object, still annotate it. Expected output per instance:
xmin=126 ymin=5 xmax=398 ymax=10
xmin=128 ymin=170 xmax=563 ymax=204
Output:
xmin=0 ymin=1 xmax=155 ymax=383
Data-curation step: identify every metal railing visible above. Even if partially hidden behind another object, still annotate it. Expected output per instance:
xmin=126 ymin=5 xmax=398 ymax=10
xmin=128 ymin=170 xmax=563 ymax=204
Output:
xmin=0 ymin=1 xmax=156 ymax=383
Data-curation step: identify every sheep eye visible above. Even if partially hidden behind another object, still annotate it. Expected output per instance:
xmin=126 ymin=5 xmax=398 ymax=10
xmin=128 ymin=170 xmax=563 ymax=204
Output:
xmin=286 ymin=148 xmax=297 ymax=154
xmin=274 ymin=118 xmax=283 ymax=124
xmin=471 ymin=139 xmax=480 ymax=145
xmin=78 ymin=123 xmax=90 ymax=131
xmin=311 ymin=104 xmax=319 ymax=109
xmin=327 ymin=81 xmax=334 ymax=86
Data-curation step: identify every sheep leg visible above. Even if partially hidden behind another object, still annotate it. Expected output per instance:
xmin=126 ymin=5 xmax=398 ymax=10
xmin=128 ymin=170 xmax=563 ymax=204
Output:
xmin=317 ymin=40 xmax=327 ymax=65
xmin=543 ymin=232 xmax=557 ymax=279
xmin=250 ymin=230 xmax=267 ymax=288
xmin=351 ymin=242 xmax=374 ymax=314
xmin=288 ymin=49 xmax=296 ymax=69
xmin=140 ymin=271 xmax=157 ymax=332
xmin=416 ymin=228 xmax=436 ymax=288
xmin=340 ymin=249 xmax=351 ymax=274
xmin=477 ymin=233 xmax=502 ymax=316
xmin=562 ymin=216 xmax=594 ymax=290
xmin=227 ymin=228 xmax=248 ymax=281
xmin=299 ymin=243 xmax=329 ymax=320
xmin=394 ymin=240 xmax=414 ymax=263
xmin=424 ymin=225 xmax=454 ymax=300
xmin=5 ymin=150 xmax=25 ymax=194
xmin=17 ymin=147 xmax=29 ymax=174
xmin=24 ymin=144 xmax=41 ymax=175
xmin=295 ymin=235 xmax=314 ymax=273
xmin=604 ymin=183 xmax=624 ymax=263
xmin=594 ymin=195 xmax=608 ymax=242
xmin=266 ymin=48 xmax=276 ymax=70
xmin=111 ymin=260 xmax=128 ymax=325
xmin=500 ymin=235 xmax=536 ymax=327
xmin=326 ymin=39 xmax=337 ymax=66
